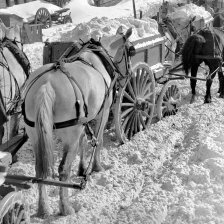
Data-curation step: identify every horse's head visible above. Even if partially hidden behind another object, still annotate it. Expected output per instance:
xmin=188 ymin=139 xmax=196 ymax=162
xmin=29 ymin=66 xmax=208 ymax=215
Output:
xmin=108 ymin=26 xmax=136 ymax=77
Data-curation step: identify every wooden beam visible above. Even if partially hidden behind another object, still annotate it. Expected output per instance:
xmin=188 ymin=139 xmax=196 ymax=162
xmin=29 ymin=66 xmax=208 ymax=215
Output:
xmin=132 ymin=0 xmax=136 ymax=19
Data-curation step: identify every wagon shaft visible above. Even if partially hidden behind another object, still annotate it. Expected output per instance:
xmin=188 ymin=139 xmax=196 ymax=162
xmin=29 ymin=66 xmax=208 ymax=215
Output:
xmin=5 ymin=174 xmax=86 ymax=190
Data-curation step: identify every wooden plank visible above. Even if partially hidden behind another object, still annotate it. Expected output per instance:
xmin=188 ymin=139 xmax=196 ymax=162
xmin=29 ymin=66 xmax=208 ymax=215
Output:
xmin=0 ymin=0 xmax=7 ymax=8
xmin=21 ymin=23 xmax=43 ymax=44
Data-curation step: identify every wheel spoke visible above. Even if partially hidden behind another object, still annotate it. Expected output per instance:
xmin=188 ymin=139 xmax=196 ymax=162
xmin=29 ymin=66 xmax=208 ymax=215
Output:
xmin=134 ymin=112 xmax=139 ymax=134
xmin=136 ymin=71 xmax=141 ymax=95
xmin=132 ymin=76 xmax=138 ymax=96
xmin=11 ymin=208 xmax=16 ymax=223
xmin=142 ymin=82 xmax=152 ymax=97
xmin=127 ymin=82 xmax=136 ymax=99
xmin=121 ymin=102 xmax=135 ymax=107
xmin=16 ymin=208 xmax=25 ymax=223
xmin=136 ymin=112 xmax=142 ymax=131
xmin=124 ymin=111 xmax=135 ymax=137
xmin=122 ymin=110 xmax=134 ymax=131
xmin=124 ymin=91 xmax=135 ymax=103
xmin=121 ymin=107 xmax=133 ymax=119
xmin=141 ymin=74 xmax=149 ymax=93
xmin=139 ymin=69 xmax=145 ymax=91
xmin=15 ymin=203 xmax=21 ymax=218
xmin=128 ymin=114 xmax=136 ymax=139
xmin=143 ymin=90 xmax=154 ymax=99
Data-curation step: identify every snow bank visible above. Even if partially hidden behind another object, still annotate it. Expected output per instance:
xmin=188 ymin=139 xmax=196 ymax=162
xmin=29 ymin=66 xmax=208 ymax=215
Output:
xmin=68 ymin=0 xmax=188 ymax=24
xmin=169 ymin=3 xmax=211 ymax=21
xmin=45 ymin=17 xmax=159 ymax=44
xmin=26 ymin=16 xmax=159 ymax=70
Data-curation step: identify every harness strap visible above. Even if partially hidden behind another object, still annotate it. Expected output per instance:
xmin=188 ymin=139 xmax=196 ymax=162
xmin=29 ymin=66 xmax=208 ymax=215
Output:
xmin=54 ymin=60 xmax=88 ymax=117
xmin=22 ymin=101 xmax=83 ymax=129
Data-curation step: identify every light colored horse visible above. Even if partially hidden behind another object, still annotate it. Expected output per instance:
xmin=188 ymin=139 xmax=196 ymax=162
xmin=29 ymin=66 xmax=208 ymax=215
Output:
xmin=0 ymin=37 xmax=30 ymax=144
xmin=23 ymin=27 xmax=133 ymax=217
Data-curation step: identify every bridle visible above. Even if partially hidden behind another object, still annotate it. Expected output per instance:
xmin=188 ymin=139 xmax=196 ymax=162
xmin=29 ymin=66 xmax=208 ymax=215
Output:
xmin=113 ymin=39 xmax=135 ymax=82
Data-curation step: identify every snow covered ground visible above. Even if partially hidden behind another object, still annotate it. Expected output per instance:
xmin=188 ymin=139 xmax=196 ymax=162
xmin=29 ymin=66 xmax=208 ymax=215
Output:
xmin=2 ymin=0 xmax=224 ymax=224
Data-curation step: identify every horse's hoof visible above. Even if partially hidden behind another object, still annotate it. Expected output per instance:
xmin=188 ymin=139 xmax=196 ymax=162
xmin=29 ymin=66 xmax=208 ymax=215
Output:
xmin=204 ymin=99 xmax=211 ymax=104
xmin=77 ymin=164 xmax=86 ymax=177
xmin=190 ymin=96 xmax=196 ymax=104
xmin=92 ymin=162 xmax=104 ymax=173
xmin=59 ymin=203 xmax=75 ymax=216
xmin=37 ymin=208 xmax=51 ymax=218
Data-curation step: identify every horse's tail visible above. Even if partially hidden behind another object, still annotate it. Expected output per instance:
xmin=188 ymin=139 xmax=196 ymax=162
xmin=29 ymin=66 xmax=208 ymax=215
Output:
xmin=35 ymin=82 xmax=55 ymax=178
xmin=182 ymin=34 xmax=205 ymax=74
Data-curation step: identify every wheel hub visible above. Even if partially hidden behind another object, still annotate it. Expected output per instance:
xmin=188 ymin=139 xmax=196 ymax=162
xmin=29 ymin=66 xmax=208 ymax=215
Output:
xmin=166 ymin=96 xmax=180 ymax=112
xmin=136 ymin=98 xmax=148 ymax=111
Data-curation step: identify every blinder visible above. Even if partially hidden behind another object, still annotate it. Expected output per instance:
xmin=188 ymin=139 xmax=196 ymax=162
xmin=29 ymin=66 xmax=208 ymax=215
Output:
xmin=128 ymin=45 xmax=136 ymax=57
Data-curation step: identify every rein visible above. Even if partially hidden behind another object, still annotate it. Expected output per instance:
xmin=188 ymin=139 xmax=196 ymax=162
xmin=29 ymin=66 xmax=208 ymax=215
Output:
xmin=0 ymin=43 xmax=27 ymax=115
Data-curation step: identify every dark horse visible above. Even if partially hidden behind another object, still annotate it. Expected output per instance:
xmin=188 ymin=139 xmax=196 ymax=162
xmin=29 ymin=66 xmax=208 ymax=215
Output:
xmin=182 ymin=28 xmax=224 ymax=103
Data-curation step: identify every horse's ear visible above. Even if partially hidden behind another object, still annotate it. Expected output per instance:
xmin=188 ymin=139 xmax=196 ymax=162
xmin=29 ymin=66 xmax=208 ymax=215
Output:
xmin=125 ymin=28 xmax=132 ymax=40
xmin=191 ymin=16 xmax=196 ymax=22
xmin=116 ymin=26 xmax=124 ymax=35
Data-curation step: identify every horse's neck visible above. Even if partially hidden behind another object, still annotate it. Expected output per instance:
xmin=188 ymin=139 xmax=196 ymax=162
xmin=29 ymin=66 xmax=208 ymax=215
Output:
xmin=80 ymin=51 xmax=111 ymax=86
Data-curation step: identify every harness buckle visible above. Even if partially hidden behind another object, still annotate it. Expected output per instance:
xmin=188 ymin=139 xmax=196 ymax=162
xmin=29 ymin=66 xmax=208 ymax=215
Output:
xmin=90 ymin=137 xmax=98 ymax=148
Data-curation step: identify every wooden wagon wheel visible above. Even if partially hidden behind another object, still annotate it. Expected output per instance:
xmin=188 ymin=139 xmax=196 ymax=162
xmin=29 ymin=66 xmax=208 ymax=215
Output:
xmin=63 ymin=15 xmax=73 ymax=24
xmin=114 ymin=62 xmax=156 ymax=143
xmin=156 ymin=80 xmax=181 ymax=120
xmin=35 ymin=7 xmax=52 ymax=29
xmin=0 ymin=191 xmax=29 ymax=224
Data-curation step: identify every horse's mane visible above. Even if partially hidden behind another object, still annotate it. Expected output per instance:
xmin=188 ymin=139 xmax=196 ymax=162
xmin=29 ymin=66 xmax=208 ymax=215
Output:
xmin=0 ymin=38 xmax=31 ymax=77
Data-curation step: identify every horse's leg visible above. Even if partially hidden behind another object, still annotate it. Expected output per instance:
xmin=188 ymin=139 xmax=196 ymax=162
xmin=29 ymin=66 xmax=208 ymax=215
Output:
xmin=190 ymin=64 xmax=199 ymax=103
xmin=9 ymin=113 xmax=20 ymax=139
xmin=0 ymin=125 xmax=4 ymax=144
xmin=205 ymin=78 xmax=213 ymax=103
xmin=58 ymin=144 xmax=75 ymax=215
xmin=218 ymin=70 xmax=224 ymax=98
xmin=205 ymin=66 xmax=217 ymax=103
xmin=58 ymin=126 xmax=84 ymax=216
xmin=77 ymin=132 xmax=87 ymax=176
xmin=92 ymin=99 xmax=111 ymax=173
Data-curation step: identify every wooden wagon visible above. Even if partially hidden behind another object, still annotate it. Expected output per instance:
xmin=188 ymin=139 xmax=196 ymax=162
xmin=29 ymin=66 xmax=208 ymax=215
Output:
xmin=33 ymin=7 xmax=72 ymax=28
